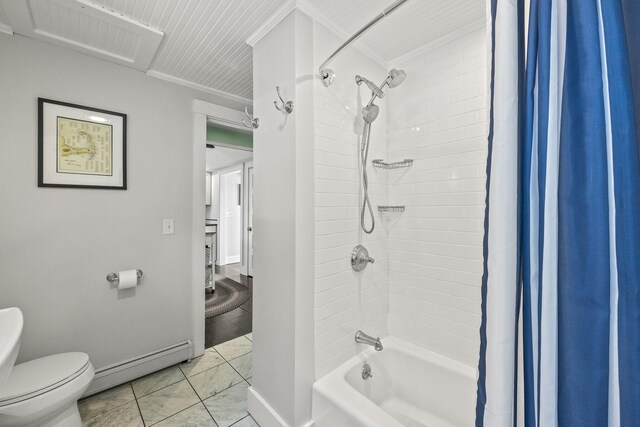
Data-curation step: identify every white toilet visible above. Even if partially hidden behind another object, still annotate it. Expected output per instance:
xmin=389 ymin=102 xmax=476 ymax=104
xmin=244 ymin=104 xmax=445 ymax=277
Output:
xmin=0 ymin=308 xmax=95 ymax=426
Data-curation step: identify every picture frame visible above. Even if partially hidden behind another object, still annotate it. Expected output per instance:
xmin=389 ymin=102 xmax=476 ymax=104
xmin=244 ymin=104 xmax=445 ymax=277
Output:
xmin=38 ymin=98 xmax=127 ymax=189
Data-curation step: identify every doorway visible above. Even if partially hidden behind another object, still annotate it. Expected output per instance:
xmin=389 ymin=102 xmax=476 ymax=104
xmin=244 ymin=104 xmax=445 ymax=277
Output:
xmin=219 ymin=169 xmax=242 ymax=266
xmin=204 ymin=128 xmax=254 ymax=348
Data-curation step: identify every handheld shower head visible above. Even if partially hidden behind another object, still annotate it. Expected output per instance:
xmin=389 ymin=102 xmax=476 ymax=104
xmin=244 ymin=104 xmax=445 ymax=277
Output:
xmin=386 ymin=69 xmax=406 ymax=88
xmin=354 ymin=68 xmax=407 ymax=236
xmin=362 ymin=104 xmax=380 ymax=123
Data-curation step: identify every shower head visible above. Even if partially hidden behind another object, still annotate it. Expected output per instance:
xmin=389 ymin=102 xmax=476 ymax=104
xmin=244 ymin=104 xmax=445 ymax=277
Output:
xmin=356 ymin=69 xmax=406 ymax=124
xmin=355 ymin=75 xmax=385 ymax=99
xmin=362 ymin=104 xmax=380 ymax=123
xmin=386 ymin=69 xmax=406 ymax=88
xmin=356 ymin=69 xmax=406 ymax=102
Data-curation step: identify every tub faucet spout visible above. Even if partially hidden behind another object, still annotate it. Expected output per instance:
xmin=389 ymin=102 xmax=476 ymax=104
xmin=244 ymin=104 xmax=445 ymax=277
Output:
xmin=355 ymin=330 xmax=383 ymax=351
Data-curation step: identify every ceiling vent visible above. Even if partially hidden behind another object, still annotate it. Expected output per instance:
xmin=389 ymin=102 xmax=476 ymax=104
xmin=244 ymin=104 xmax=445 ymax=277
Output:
xmin=4 ymin=0 xmax=163 ymax=71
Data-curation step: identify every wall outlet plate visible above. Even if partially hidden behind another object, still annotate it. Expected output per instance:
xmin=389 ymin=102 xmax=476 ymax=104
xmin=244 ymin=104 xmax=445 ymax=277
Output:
xmin=163 ymin=219 xmax=175 ymax=235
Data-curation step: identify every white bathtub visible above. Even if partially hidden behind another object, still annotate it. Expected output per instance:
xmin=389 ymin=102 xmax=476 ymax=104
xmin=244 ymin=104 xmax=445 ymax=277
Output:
xmin=312 ymin=336 xmax=477 ymax=427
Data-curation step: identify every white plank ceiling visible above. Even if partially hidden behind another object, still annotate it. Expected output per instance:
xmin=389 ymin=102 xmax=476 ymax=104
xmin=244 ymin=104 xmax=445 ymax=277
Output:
xmin=91 ymin=0 xmax=286 ymax=102
xmin=0 ymin=0 xmax=485 ymax=103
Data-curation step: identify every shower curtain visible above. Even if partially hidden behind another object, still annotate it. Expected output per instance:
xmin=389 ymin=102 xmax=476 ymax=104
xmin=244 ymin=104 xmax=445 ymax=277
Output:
xmin=476 ymin=0 xmax=640 ymax=426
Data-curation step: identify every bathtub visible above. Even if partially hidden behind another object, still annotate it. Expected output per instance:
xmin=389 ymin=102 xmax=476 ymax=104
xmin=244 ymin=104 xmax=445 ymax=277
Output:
xmin=312 ymin=336 xmax=477 ymax=427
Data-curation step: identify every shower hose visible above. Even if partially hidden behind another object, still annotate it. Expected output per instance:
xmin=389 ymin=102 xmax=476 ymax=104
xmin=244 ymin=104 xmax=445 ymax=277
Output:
xmin=360 ymin=122 xmax=375 ymax=234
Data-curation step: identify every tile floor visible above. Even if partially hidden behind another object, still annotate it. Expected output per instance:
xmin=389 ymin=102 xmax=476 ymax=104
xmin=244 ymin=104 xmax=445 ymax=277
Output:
xmin=79 ymin=335 xmax=258 ymax=427
xmin=205 ymin=264 xmax=253 ymax=348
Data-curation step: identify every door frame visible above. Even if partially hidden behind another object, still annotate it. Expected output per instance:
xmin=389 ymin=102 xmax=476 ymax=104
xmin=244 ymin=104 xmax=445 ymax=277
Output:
xmin=192 ymin=100 xmax=252 ymax=357
xmin=217 ymin=166 xmax=244 ymax=266
xmin=244 ymin=162 xmax=254 ymax=277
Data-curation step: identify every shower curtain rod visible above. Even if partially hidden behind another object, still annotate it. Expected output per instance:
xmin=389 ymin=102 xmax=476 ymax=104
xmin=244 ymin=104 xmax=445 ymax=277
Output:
xmin=318 ymin=0 xmax=410 ymax=87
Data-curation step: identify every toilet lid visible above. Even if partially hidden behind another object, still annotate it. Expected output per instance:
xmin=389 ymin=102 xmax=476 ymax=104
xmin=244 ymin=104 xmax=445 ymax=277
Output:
xmin=0 ymin=352 xmax=90 ymax=406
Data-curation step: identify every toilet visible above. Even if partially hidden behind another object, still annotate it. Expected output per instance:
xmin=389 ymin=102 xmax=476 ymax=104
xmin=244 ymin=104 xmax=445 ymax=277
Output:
xmin=0 ymin=352 xmax=95 ymax=426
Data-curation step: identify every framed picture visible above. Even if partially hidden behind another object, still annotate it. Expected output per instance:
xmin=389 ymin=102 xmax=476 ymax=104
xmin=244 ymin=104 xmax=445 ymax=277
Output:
xmin=38 ymin=98 xmax=127 ymax=189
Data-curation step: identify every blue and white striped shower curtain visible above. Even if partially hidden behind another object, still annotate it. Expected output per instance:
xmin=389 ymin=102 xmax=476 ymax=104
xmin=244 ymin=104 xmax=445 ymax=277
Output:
xmin=475 ymin=0 xmax=640 ymax=426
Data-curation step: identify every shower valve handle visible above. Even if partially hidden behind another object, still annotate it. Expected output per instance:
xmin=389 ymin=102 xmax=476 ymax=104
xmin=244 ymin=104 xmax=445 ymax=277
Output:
xmin=351 ymin=245 xmax=374 ymax=271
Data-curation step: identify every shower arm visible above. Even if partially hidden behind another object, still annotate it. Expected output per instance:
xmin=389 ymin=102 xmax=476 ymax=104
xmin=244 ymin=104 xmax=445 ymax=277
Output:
xmin=318 ymin=0 xmax=410 ymax=87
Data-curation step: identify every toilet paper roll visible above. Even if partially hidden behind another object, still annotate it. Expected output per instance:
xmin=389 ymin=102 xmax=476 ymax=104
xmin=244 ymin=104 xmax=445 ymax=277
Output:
xmin=117 ymin=270 xmax=138 ymax=290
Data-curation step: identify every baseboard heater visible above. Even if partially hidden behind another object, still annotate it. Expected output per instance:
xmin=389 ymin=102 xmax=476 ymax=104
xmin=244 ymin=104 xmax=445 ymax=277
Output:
xmin=84 ymin=340 xmax=193 ymax=397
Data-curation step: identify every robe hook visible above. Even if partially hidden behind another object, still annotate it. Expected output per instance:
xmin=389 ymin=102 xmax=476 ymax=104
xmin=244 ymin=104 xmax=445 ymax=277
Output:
xmin=273 ymin=86 xmax=294 ymax=114
xmin=242 ymin=107 xmax=259 ymax=129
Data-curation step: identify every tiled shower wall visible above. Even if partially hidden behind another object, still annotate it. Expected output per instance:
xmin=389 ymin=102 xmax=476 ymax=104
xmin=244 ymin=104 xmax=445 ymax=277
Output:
xmin=312 ymin=23 xmax=487 ymax=378
xmin=386 ymin=28 xmax=488 ymax=367
xmin=313 ymin=22 xmax=390 ymax=379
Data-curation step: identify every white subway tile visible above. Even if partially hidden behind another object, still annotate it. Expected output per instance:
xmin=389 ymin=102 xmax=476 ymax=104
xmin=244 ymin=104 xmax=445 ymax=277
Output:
xmin=386 ymin=29 xmax=487 ymax=368
xmin=464 ymin=95 xmax=487 ymax=113
xmin=314 ymin=27 xmax=487 ymax=375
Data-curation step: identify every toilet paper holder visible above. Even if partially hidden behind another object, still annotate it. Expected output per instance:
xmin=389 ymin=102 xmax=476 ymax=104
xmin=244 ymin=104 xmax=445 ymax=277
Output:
xmin=106 ymin=270 xmax=144 ymax=283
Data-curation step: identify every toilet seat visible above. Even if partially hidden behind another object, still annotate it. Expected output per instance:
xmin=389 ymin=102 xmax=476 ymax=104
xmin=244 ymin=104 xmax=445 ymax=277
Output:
xmin=0 ymin=353 xmax=90 ymax=407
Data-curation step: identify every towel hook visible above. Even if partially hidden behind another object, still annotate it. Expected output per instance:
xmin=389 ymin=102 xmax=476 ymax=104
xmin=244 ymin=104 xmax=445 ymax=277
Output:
xmin=273 ymin=86 xmax=294 ymax=114
xmin=242 ymin=107 xmax=259 ymax=129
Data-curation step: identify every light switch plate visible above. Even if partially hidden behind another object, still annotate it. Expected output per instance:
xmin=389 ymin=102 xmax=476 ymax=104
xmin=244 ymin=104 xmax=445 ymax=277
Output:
xmin=163 ymin=219 xmax=175 ymax=235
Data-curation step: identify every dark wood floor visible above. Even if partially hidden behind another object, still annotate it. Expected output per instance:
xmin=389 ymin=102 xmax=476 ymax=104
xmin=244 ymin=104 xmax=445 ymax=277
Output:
xmin=205 ymin=264 xmax=253 ymax=348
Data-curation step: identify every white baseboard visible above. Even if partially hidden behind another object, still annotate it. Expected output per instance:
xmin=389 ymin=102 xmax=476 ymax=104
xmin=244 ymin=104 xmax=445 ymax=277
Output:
xmin=84 ymin=340 xmax=192 ymax=396
xmin=226 ymin=255 xmax=241 ymax=264
xmin=247 ymin=387 xmax=315 ymax=427
xmin=248 ymin=387 xmax=289 ymax=427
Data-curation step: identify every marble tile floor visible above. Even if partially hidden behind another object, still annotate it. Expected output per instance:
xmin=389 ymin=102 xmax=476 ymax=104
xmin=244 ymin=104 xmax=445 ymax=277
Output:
xmin=79 ymin=335 xmax=258 ymax=427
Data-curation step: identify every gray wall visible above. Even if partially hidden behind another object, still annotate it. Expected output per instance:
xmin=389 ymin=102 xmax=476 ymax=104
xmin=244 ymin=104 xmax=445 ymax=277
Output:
xmin=0 ymin=33 xmax=226 ymax=368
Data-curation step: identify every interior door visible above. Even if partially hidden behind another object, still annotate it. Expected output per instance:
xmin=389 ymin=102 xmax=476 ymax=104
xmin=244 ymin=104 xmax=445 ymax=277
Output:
xmin=247 ymin=166 xmax=254 ymax=277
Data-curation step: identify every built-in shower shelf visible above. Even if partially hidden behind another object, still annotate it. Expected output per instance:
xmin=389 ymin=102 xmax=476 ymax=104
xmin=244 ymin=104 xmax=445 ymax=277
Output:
xmin=378 ymin=206 xmax=405 ymax=213
xmin=372 ymin=159 xmax=413 ymax=169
